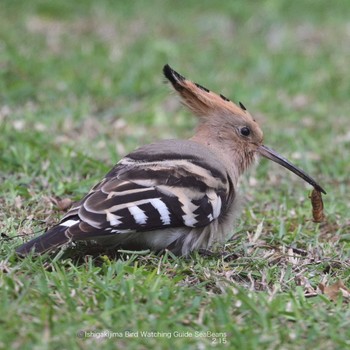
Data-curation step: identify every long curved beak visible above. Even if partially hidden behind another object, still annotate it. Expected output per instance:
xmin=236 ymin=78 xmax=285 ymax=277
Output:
xmin=258 ymin=145 xmax=326 ymax=194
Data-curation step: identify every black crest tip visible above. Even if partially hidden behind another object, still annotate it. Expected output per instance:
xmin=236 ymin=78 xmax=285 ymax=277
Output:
xmin=195 ymin=83 xmax=210 ymax=93
xmin=220 ymin=94 xmax=230 ymax=102
xmin=163 ymin=64 xmax=185 ymax=85
xmin=239 ymin=101 xmax=247 ymax=111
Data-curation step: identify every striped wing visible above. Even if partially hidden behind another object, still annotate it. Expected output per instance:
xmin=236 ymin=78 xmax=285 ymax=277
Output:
xmin=59 ymin=140 xmax=231 ymax=240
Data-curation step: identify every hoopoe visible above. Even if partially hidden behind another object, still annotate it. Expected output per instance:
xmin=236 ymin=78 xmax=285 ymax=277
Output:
xmin=16 ymin=65 xmax=325 ymax=257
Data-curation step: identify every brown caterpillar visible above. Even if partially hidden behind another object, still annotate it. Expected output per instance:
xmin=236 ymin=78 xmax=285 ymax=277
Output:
xmin=310 ymin=189 xmax=325 ymax=223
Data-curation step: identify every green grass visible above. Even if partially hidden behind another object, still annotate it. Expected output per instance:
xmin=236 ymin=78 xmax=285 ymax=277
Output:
xmin=1 ymin=1 xmax=350 ymax=349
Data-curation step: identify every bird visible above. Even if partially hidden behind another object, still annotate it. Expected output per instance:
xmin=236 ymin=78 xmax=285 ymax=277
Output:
xmin=16 ymin=64 xmax=326 ymax=257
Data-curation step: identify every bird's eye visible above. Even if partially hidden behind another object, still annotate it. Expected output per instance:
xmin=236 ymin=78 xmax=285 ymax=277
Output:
xmin=240 ymin=127 xmax=251 ymax=137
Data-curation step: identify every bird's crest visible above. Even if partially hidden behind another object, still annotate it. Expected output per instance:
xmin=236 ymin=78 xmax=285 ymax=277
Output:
xmin=163 ymin=64 xmax=252 ymax=122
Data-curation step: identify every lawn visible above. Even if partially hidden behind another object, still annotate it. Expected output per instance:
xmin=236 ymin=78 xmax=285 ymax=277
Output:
xmin=1 ymin=1 xmax=350 ymax=349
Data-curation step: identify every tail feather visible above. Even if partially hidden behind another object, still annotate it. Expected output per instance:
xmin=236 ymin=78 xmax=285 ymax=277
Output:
xmin=16 ymin=225 xmax=69 ymax=256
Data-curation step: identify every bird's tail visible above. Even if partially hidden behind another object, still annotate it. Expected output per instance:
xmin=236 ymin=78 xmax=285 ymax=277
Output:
xmin=16 ymin=225 xmax=69 ymax=256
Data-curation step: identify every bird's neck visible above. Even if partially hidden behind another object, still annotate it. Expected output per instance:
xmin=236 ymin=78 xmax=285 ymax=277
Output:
xmin=190 ymin=125 xmax=253 ymax=183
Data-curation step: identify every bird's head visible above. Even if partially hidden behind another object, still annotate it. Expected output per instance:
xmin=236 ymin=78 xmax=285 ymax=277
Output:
xmin=163 ymin=64 xmax=325 ymax=194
